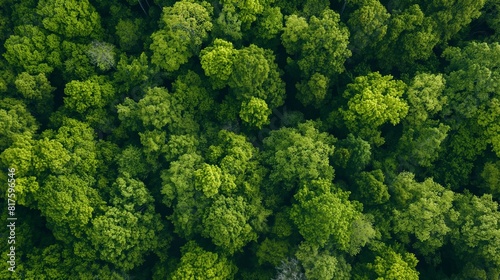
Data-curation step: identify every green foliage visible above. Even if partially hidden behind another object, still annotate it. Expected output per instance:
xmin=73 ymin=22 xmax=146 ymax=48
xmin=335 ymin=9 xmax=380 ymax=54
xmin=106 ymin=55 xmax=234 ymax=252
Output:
xmin=1 ymin=0 xmax=499 ymax=278
xmin=282 ymin=9 xmax=350 ymax=104
xmin=150 ymin=0 xmax=213 ymax=71
xmin=391 ymin=172 xmax=458 ymax=256
xmin=200 ymin=39 xmax=238 ymax=89
xmin=255 ymin=7 xmax=283 ymax=40
xmin=36 ymin=174 xmax=96 ymax=233
xmin=451 ymin=192 xmax=500 ymax=270
xmin=405 ymin=73 xmax=447 ymax=125
xmin=295 ymin=72 xmax=329 ymax=107
xmin=113 ymin=52 xmax=157 ymax=94
xmin=170 ymin=241 xmax=237 ymax=280
xmin=14 ymin=72 xmax=54 ymax=100
xmin=282 ymin=9 xmax=351 ymax=78
xmin=194 ymin=163 xmax=222 ymax=198
xmin=0 ymin=98 xmax=38 ymax=151
xmin=294 ymin=241 xmax=352 ymax=280
xmin=239 ymin=97 xmax=271 ymax=128
xmin=262 ymin=121 xmax=336 ymax=192
xmin=354 ymin=169 xmax=389 ymax=205
xmin=481 ymin=161 xmax=500 ymax=197
xmin=3 ymin=25 xmax=61 ymax=74
xmin=397 ymin=121 xmax=450 ymax=168
xmin=115 ymin=18 xmax=142 ymax=51
xmin=64 ymin=76 xmax=114 ymax=114
xmin=256 ymin=238 xmax=290 ymax=266
xmin=37 ymin=0 xmax=101 ymax=38
xmin=290 ymin=179 xmax=366 ymax=251
xmin=90 ymin=173 xmax=164 ymax=271
xmin=333 ymin=134 xmax=371 ymax=172
xmin=368 ymin=246 xmax=419 ymax=280
xmin=60 ymin=40 xmax=96 ymax=80
xmin=161 ymin=130 xmax=269 ymax=252
xmin=218 ymin=0 xmax=265 ymax=30
xmin=341 ymin=72 xmax=408 ymax=145
xmin=202 ymin=195 xmax=258 ymax=254
xmin=347 ymin=0 xmax=390 ymax=53
xmin=443 ymin=42 xmax=500 ymax=156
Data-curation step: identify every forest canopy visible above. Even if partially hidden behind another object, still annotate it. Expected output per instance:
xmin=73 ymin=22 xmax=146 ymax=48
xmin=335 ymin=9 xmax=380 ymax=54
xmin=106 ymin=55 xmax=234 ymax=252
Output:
xmin=1 ymin=0 xmax=500 ymax=279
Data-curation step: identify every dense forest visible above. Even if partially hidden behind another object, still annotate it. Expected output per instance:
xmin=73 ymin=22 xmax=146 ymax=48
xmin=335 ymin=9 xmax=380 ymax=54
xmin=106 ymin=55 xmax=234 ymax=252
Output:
xmin=0 ymin=0 xmax=500 ymax=279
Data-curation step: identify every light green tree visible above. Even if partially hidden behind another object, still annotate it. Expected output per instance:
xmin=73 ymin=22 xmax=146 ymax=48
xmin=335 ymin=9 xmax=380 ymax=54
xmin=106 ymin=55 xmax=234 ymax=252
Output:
xmin=170 ymin=241 xmax=237 ymax=280
xmin=340 ymin=72 xmax=408 ymax=146
xmin=150 ymin=0 xmax=213 ymax=71
xmin=239 ymin=97 xmax=271 ymax=128
xmin=37 ymin=0 xmax=101 ymax=38
xmin=3 ymin=25 xmax=61 ymax=74
xmin=64 ymin=76 xmax=114 ymax=114
xmin=290 ymin=179 xmax=366 ymax=251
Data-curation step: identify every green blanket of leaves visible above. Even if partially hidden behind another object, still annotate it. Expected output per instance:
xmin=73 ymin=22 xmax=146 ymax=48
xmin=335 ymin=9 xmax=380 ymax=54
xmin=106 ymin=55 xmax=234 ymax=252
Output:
xmin=1 ymin=0 xmax=500 ymax=279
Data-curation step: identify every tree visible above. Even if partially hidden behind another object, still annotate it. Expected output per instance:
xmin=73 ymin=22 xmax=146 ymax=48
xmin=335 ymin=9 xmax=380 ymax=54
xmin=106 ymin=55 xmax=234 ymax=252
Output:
xmin=295 ymin=242 xmax=351 ymax=280
xmin=194 ymin=163 xmax=223 ymax=198
xmin=281 ymin=9 xmax=350 ymax=78
xmin=64 ymin=76 xmax=114 ymax=114
xmin=239 ymin=97 xmax=271 ymax=128
xmin=295 ymin=73 xmax=329 ymax=107
xmin=256 ymin=238 xmax=290 ymax=266
xmin=0 ymin=134 xmax=38 ymax=206
xmin=215 ymin=0 xmax=266 ymax=36
xmin=354 ymin=169 xmax=389 ymax=206
xmin=200 ymin=40 xmax=285 ymax=118
xmin=60 ymin=40 xmax=96 ymax=80
xmin=396 ymin=122 xmax=450 ymax=168
xmin=115 ymin=145 xmax=149 ymax=179
xmin=0 ymin=98 xmax=38 ymax=151
xmin=340 ymin=72 xmax=408 ymax=146
xmin=37 ymin=0 xmax=101 ymax=38
xmin=117 ymin=87 xmax=176 ymax=131
xmin=273 ymin=258 xmax=306 ymax=280
xmin=443 ymin=42 xmax=500 ymax=156
xmin=161 ymin=130 xmax=269 ymax=252
xmin=170 ymin=241 xmax=237 ymax=280
xmin=89 ymin=173 xmax=165 ymax=271
xmin=150 ymin=0 xmax=213 ymax=71
xmin=254 ymin=6 xmax=283 ymax=40
xmin=200 ymin=39 xmax=238 ymax=89
xmin=405 ymin=73 xmax=447 ymax=125
xmin=282 ymin=9 xmax=351 ymax=105
xmin=368 ymin=246 xmax=419 ymax=280
xmin=14 ymin=72 xmax=54 ymax=101
xmin=3 ymin=24 xmax=61 ymax=74
xmin=161 ymin=152 xmax=206 ymax=238
xmin=390 ymin=172 xmax=458 ymax=257
xmin=113 ymin=52 xmax=159 ymax=95
xmin=290 ymin=179 xmax=366 ymax=251
xmin=332 ymin=134 xmax=371 ymax=173
xmin=415 ymin=0 xmax=486 ymax=41
xmin=19 ymin=244 xmax=127 ymax=279
xmin=347 ymin=0 xmax=390 ymax=54
xmin=87 ymin=41 xmax=115 ymax=71
xmin=451 ymin=192 xmax=500 ymax=272
xmin=480 ymin=161 xmax=500 ymax=197
xmin=261 ymin=121 xmax=336 ymax=195
xmin=36 ymin=174 xmax=98 ymax=241
xmin=115 ymin=18 xmax=142 ymax=51
xmin=202 ymin=195 xmax=258 ymax=254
